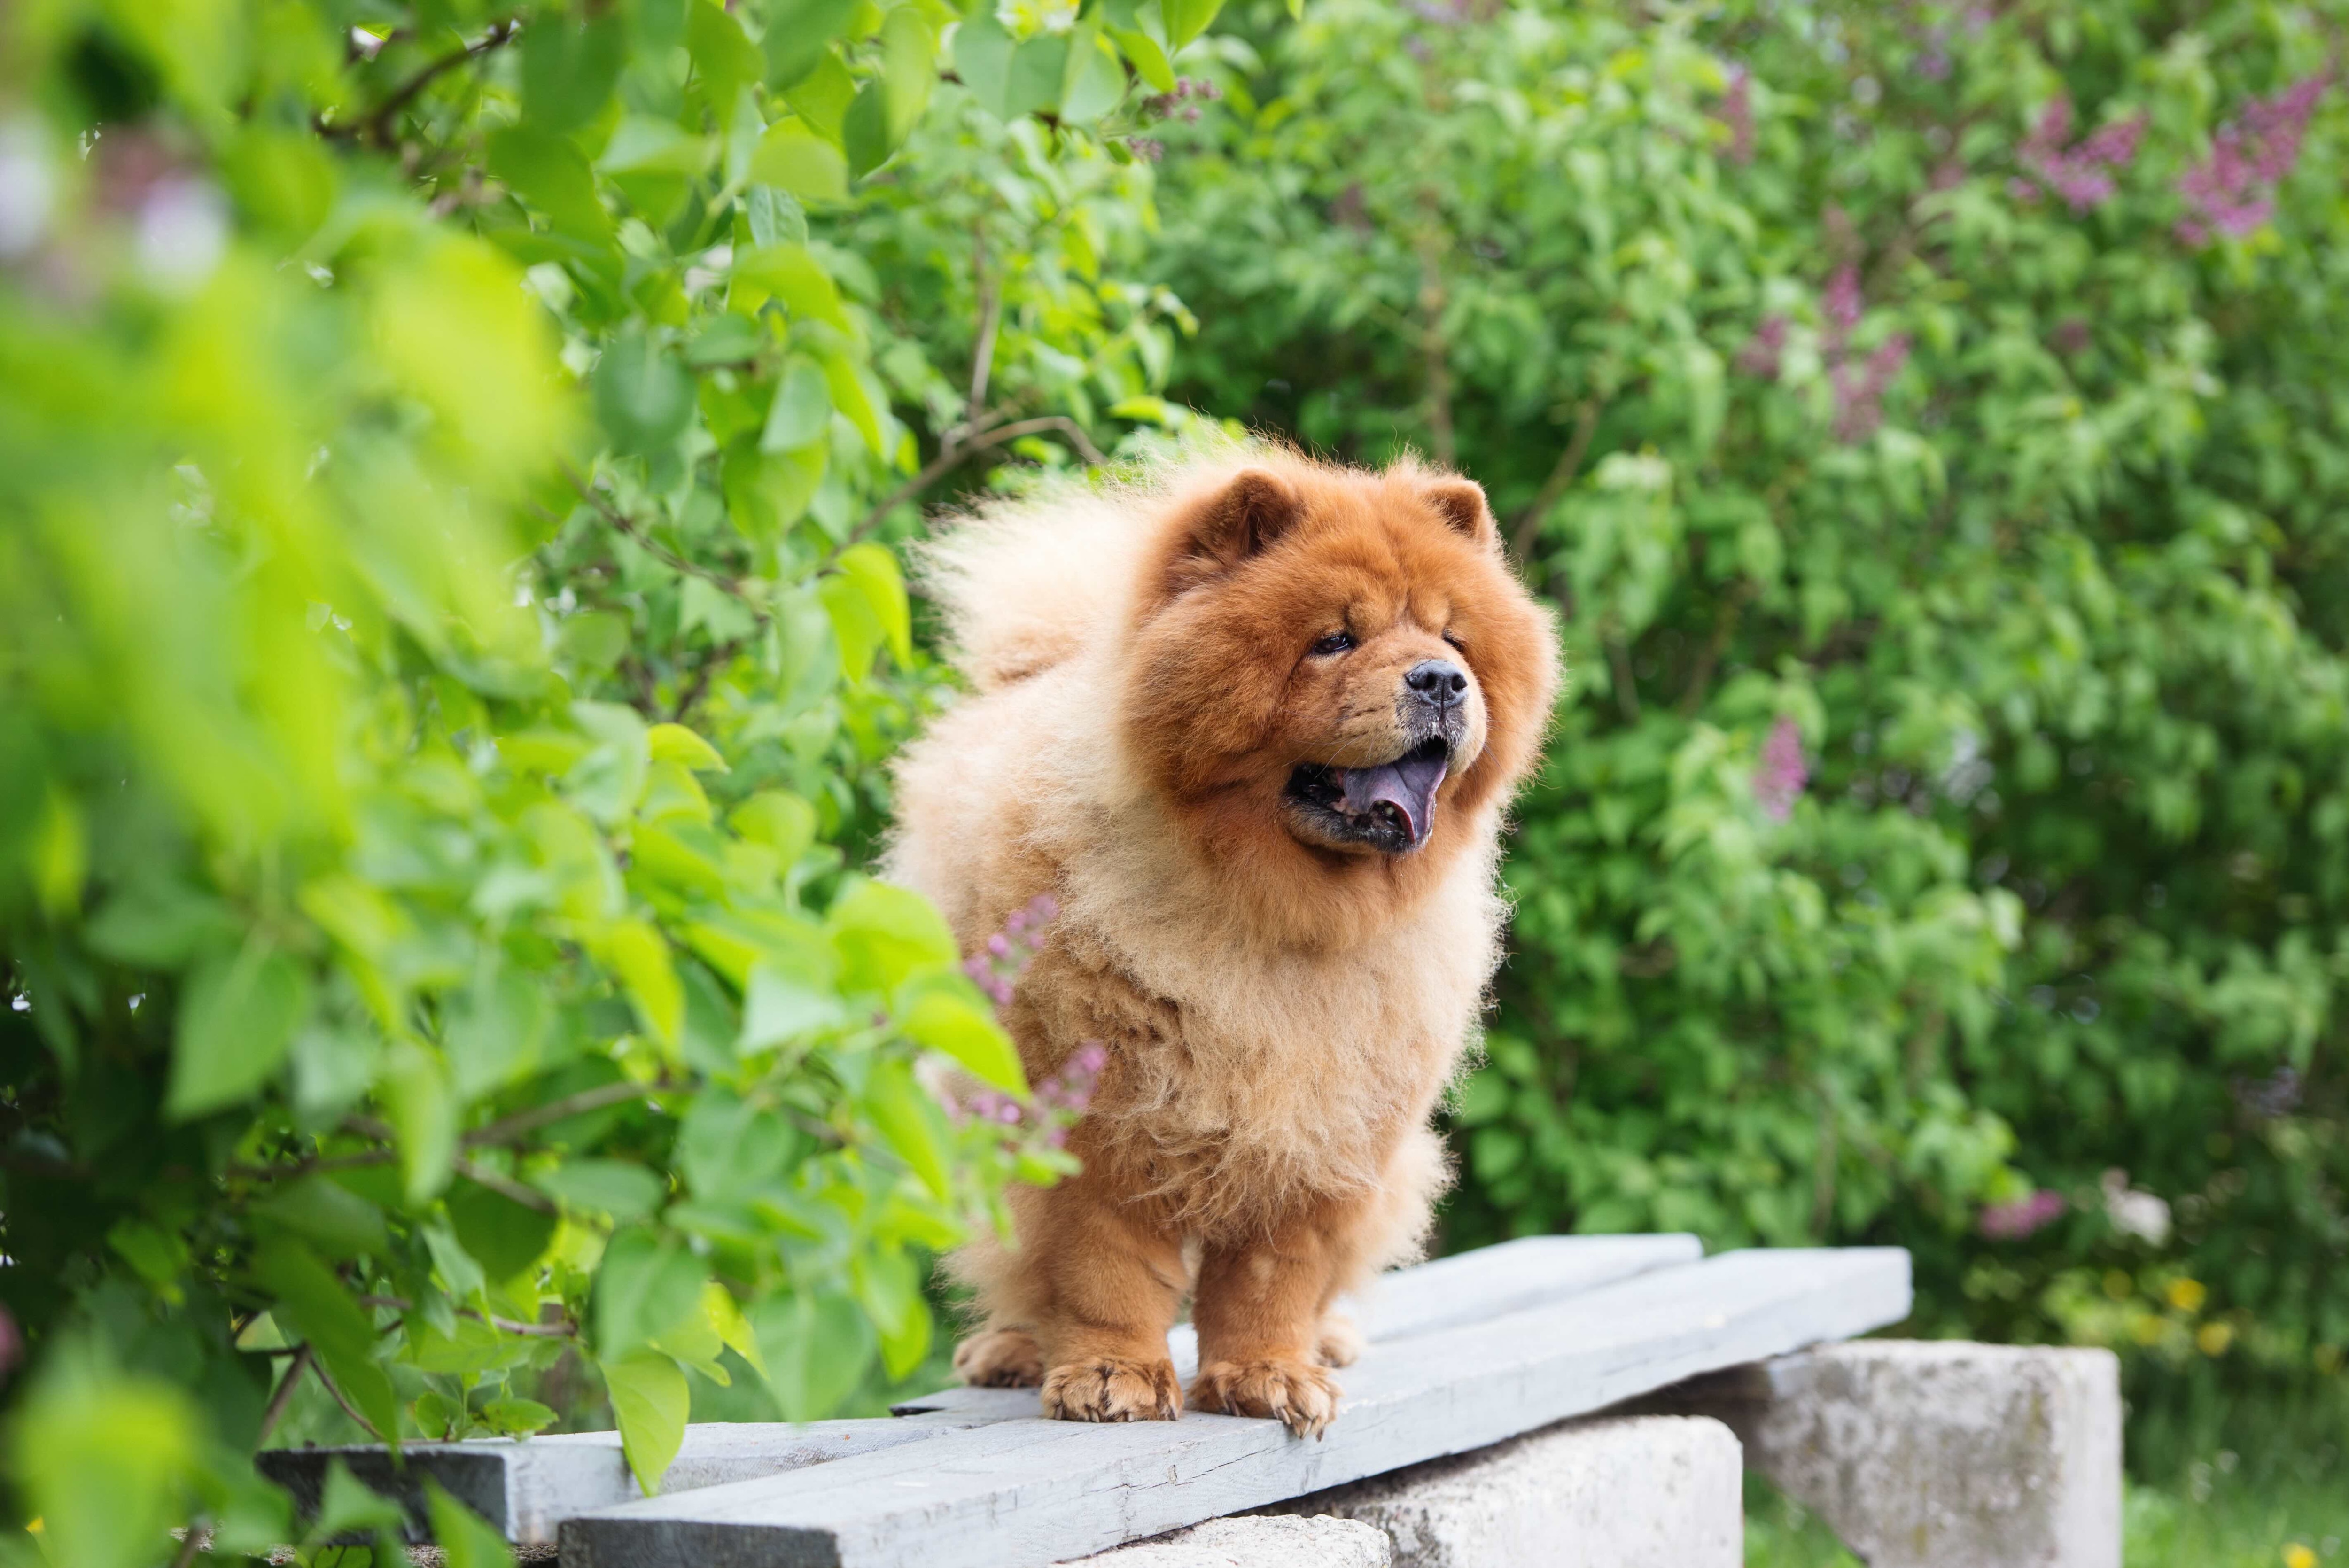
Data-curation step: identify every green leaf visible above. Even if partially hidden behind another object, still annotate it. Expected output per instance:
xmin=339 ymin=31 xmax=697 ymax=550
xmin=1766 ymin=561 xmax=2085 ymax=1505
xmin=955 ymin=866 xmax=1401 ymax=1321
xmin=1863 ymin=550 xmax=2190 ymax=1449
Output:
xmin=446 ymin=1177 xmax=559 ymax=1280
xmin=443 ymin=960 xmax=551 ymax=1100
xmin=1061 ymin=27 xmax=1127 ymax=124
xmin=486 ymin=126 xmax=615 ymax=246
xmin=8 ymin=1345 xmax=202 ymax=1568
xmin=740 ymin=963 xmax=851 ymax=1052
xmin=827 ymin=879 xmax=957 ymax=993
xmin=426 ymin=1478 xmax=517 ymax=1568
xmin=647 ymin=722 xmax=729 ymax=772
xmin=252 ymin=1173 xmax=389 ymax=1259
xmin=1006 ymin=34 xmax=1071 ymax=119
xmin=251 ymin=1237 xmax=402 ymax=1444
xmin=601 ymin=918 xmax=685 ymax=1052
xmin=761 ymin=356 xmax=834 ymax=451
xmin=750 ymin=1289 xmax=875 ymax=1421
xmin=763 ymin=0 xmax=861 ymax=85
xmin=520 ymin=12 xmax=626 ymax=134
xmin=166 ymin=939 xmax=312 ymax=1119
xmin=783 ymin=51 xmax=858 ymax=140
xmin=601 ymin=1351 xmax=690 ymax=1495
xmin=594 ymin=328 xmax=696 ymax=457
xmin=729 ymin=791 xmax=818 ymax=864
xmin=383 ymin=1040 xmax=458 ymax=1203
xmin=1160 ymin=0 xmax=1225 ymax=47
xmin=865 ymin=1055 xmax=952 ymax=1197
xmin=475 ymin=1396 xmax=559 ymax=1438
xmin=595 ymin=1229 xmax=710 ymax=1360
xmin=835 ymin=541 xmax=912 ymax=668
xmin=533 ymin=1158 xmax=669 ymax=1223
xmin=901 ymin=986 xmax=1028 ymax=1094
xmin=750 ymin=118 xmax=850 ymax=204
xmin=1106 ymin=25 xmax=1174 ymax=93
xmin=953 ymin=9 xmax=1015 ymax=118
xmin=851 ymin=1246 xmax=933 ymax=1378
xmin=686 ymin=0 xmax=765 ymax=116
xmin=841 ymin=7 xmax=936 ymax=178
xmin=734 ymin=244 xmax=849 ymax=327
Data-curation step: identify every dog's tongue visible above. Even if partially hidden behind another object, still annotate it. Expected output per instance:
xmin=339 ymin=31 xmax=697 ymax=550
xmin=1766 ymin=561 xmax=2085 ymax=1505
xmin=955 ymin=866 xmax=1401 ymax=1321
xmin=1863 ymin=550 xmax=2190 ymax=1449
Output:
xmin=1338 ymin=747 xmax=1449 ymax=847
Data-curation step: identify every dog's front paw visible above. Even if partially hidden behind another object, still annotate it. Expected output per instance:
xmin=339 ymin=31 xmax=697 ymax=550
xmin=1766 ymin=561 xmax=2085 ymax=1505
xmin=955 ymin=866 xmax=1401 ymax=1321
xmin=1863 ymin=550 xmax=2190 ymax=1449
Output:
xmin=1042 ymin=1355 xmax=1182 ymax=1422
xmin=1315 ymin=1313 xmax=1365 ymax=1368
xmin=953 ymin=1325 xmax=1045 ymax=1388
xmin=1190 ymin=1356 xmax=1341 ymax=1438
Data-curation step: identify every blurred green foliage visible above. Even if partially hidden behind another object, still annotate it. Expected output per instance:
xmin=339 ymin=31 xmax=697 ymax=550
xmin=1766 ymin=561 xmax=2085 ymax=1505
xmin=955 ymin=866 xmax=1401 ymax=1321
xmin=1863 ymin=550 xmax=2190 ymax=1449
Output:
xmin=0 ymin=0 xmax=1227 ymax=1560
xmin=1152 ymin=0 xmax=2346 ymax=1462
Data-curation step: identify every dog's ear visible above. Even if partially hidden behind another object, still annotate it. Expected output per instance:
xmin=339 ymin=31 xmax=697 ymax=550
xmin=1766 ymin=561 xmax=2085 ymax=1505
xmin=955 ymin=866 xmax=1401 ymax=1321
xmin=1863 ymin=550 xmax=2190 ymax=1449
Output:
xmin=1167 ymin=467 xmax=1306 ymax=588
xmin=1419 ymin=475 xmax=1498 ymax=550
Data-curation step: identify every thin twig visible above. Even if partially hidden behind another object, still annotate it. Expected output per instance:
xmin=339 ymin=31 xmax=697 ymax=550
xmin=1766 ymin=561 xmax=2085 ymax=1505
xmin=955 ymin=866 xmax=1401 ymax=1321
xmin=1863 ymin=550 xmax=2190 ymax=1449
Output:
xmin=361 ymin=19 xmax=521 ymax=147
xmin=967 ymin=233 xmax=1000 ymax=420
xmin=1507 ymin=398 xmax=1603 ymax=562
xmin=1606 ymin=633 xmax=1641 ymax=723
xmin=309 ymin=1356 xmax=385 ymax=1441
xmin=358 ymin=1296 xmax=578 ymax=1339
xmin=256 ymin=1343 xmax=315 ymax=1447
xmin=463 ymin=1079 xmax=668 ymax=1147
xmin=565 ymin=464 xmax=762 ymax=606
xmin=843 ymin=415 xmax=1106 ymax=550
xmin=168 ymin=1523 xmax=207 ymax=1568
xmin=672 ymin=636 xmax=747 ymax=722
xmin=452 ymin=1156 xmax=561 ymax=1215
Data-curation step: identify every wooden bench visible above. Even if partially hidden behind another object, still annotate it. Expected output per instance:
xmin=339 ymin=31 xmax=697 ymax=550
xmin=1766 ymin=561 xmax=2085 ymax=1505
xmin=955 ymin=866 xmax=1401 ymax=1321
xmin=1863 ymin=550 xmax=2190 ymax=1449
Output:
xmin=264 ymin=1236 xmax=2121 ymax=1567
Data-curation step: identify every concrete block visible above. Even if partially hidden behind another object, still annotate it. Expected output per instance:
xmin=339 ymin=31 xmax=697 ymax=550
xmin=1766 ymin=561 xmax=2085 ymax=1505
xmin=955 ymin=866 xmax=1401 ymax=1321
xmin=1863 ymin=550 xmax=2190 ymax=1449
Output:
xmin=1654 ymin=1340 xmax=2122 ymax=1568
xmin=1071 ymin=1516 xmax=1391 ymax=1567
xmin=1263 ymin=1415 xmax=1742 ymax=1568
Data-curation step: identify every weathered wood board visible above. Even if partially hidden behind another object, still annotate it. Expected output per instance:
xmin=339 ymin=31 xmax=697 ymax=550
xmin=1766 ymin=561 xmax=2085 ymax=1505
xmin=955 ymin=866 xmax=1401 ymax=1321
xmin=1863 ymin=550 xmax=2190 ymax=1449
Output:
xmin=259 ymin=1232 xmax=1700 ymax=1541
xmin=560 ymin=1247 xmax=1912 ymax=1568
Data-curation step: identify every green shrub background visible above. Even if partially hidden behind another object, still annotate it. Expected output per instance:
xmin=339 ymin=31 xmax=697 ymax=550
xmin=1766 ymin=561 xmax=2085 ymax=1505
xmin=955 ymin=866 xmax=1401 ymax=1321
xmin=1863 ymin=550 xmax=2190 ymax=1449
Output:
xmin=0 ymin=0 xmax=2342 ymax=1563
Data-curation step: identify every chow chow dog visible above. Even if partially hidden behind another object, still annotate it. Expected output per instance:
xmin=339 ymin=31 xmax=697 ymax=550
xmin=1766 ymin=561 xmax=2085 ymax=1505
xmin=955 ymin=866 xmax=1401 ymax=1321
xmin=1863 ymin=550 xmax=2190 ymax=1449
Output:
xmin=887 ymin=448 xmax=1557 ymax=1436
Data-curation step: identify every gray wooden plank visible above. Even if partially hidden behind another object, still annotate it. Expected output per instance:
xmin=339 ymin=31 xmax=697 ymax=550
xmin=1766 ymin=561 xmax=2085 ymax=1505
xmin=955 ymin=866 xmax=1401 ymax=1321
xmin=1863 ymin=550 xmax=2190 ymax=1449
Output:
xmin=259 ymin=1233 xmax=1696 ymax=1540
xmin=560 ymin=1247 xmax=1912 ymax=1568
xmin=892 ymin=1231 xmax=1701 ymax=1417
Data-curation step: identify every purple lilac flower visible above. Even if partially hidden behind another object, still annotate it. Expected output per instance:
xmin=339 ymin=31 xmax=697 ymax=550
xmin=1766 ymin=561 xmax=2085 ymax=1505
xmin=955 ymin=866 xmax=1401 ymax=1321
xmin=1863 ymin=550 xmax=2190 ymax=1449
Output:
xmin=1718 ymin=67 xmax=1755 ymax=166
xmin=1753 ymin=716 xmax=1809 ymax=822
xmin=1822 ymin=262 xmax=1863 ymax=343
xmin=1979 ymin=1188 xmax=2067 ymax=1239
xmin=0 ymin=1304 xmax=18 ymax=1383
xmin=2177 ymin=74 xmax=2328 ymax=245
xmin=1832 ymin=333 xmax=1911 ymax=443
xmin=1736 ymin=314 xmax=1789 ymax=380
xmin=2014 ymin=97 xmax=2147 ymax=214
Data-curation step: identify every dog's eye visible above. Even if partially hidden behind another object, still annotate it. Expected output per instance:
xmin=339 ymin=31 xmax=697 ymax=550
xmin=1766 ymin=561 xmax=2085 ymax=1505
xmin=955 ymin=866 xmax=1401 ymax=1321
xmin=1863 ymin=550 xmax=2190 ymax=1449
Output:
xmin=1442 ymin=629 xmax=1465 ymax=652
xmin=1311 ymin=630 xmax=1356 ymax=656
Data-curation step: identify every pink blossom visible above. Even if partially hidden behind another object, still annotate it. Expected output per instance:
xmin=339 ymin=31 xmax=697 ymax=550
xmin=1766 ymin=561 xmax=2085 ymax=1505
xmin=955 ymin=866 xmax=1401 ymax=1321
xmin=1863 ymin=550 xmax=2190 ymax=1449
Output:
xmin=1980 ymin=1188 xmax=2067 ymax=1239
xmin=1753 ymin=717 xmax=1808 ymax=822
xmin=0 ymin=1305 xmax=17 ymax=1383
xmin=2177 ymin=74 xmax=2327 ymax=245
xmin=1737 ymin=313 xmax=1789 ymax=379
xmin=1832 ymin=333 xmax=1910 ymax=443
xmin=1717 ymin=67 xmax=1755 ymax=165
xmin=1822 ymin=263 xmax=1863 ymax=342
xmin=2014 ymin=97 xmax=2147 ymax=214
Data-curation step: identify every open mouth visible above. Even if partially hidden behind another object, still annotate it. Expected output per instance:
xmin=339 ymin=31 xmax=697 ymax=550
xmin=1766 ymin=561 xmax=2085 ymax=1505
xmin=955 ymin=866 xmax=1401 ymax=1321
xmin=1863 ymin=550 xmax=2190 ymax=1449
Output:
xmin=1283 ymin=737 xmax=1453 ymax=854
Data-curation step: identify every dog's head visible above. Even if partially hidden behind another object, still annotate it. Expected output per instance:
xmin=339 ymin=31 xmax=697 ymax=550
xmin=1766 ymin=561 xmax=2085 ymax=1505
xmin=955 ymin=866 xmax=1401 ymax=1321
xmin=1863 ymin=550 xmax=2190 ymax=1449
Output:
xmin=1120 ymin=455 xmax=1557 ymax=939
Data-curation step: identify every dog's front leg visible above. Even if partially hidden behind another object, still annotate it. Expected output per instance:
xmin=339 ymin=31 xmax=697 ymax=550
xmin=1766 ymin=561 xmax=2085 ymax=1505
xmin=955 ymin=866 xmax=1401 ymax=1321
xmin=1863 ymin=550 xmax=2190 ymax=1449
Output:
xmin=1026 ymin=1178 xmax=1188 ymax=1423
xmin=1188 ymin=1203 xmax=1352 ymax=1437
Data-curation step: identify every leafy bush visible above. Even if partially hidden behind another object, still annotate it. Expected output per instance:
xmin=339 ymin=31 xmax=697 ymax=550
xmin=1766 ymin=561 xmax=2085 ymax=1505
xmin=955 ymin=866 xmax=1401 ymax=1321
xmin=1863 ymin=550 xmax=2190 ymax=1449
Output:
xmin=0 ymin=0 xmax=1232 ymax=1560
xmin=1152 ymin=0 xmax=2347 ymax=1458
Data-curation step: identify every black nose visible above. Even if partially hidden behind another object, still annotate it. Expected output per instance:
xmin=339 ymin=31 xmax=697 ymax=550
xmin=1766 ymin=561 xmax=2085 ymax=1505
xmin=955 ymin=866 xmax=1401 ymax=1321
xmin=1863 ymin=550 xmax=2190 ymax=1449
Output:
xmin=1404 ymin=659 xmax=1469 ymax=707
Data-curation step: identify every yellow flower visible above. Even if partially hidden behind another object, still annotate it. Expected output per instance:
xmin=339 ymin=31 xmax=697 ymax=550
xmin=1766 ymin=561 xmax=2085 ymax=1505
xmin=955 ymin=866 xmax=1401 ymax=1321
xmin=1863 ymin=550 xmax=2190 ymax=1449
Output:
xmin=2166 ymin=1277 xmax=2207 ymax=1312
xmin=2196 ymin=1321 xmax=2235 ymax=1356
xmin=2283 ymin=1545 xmax=2316 ymax=1568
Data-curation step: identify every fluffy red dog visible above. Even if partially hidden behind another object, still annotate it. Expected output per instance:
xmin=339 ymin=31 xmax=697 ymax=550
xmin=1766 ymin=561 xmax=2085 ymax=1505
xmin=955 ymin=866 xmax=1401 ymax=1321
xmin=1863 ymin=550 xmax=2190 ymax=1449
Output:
xmin=888 ymin=448 xmax=1558 ymax=1436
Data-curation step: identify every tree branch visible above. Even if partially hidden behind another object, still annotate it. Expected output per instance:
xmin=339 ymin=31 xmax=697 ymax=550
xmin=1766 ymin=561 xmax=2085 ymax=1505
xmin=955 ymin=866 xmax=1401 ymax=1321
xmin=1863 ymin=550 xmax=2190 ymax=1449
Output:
xmin=1508 ymin=398 xmax=1602 ymax=562
xmin=452 ymin=1156 xmax=560 ymax=1214
xmin=359 ymin=19 xmax=521 ymax=147
xmin=256 ymin=1343 xmax=315 ymax=1447
xmin=359 ymin=1296 xmax=578 ymax=1339
xmin=843 ymin=415 xmax=1106 ymax=550
xmin=462 ymin=1079 xmax=669 ymax=1147
xmin=565 ymin=464 xmax=762 ymax=609
xmin=309 ymin=1356 xmax=386 ymax=1441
